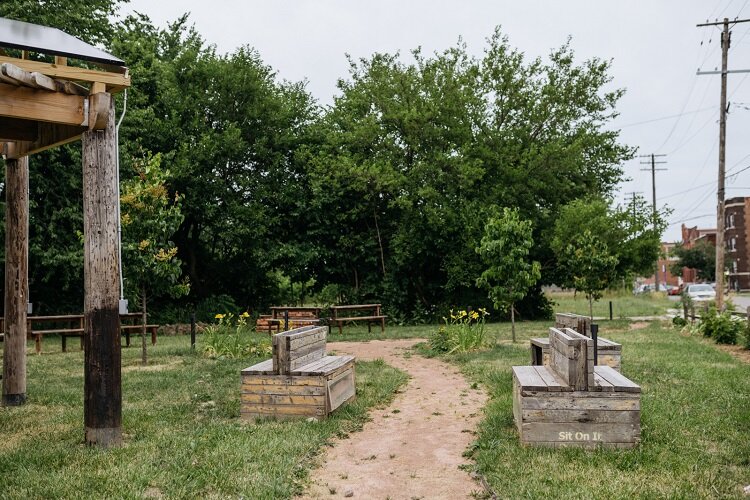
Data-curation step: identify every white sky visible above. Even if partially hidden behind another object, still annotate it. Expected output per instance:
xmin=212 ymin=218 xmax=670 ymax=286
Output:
xmin=121 ymin=0 xmax=750 ymax=242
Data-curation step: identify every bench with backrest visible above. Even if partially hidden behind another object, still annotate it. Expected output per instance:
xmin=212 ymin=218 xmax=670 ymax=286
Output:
xmin=240 ymin=325 xmax=356 ymax=420
xmin=256 ymin=307 xmax=323 ymax=335
xmin=330 ymin=304 xmax=386 ymax=335
xmin=513 ymin=327 xmax=641 ymax=449
xmin=529 ymin=313 xmax=622 ymax=371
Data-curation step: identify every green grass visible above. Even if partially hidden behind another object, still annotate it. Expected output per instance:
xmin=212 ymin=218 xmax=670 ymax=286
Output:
xmin=434 ymin=320 xmax=750 ymax=498
xmin=0 ymin=335 xmax=407 ymax=499
xmin=549 ymin=291 xmax=675 ymax=318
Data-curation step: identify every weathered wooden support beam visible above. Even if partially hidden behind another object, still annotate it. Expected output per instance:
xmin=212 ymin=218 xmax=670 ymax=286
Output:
xmin=0 ymin=55 xmax=130 ymax=91
xmin=82 ymin=95 xmax=122 ymax=447
xmin=2 ymin=156 xmax=29 ymax=406
xmin=0 ymin=82 xmax=86 ymax=126
xmin=3 ymin=122 xmax=86 ymax=159
xmin=0 ymin=117 xmax=37 ymax=141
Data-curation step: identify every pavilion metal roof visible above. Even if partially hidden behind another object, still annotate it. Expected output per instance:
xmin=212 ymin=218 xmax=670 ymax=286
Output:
xmin=0 ymin=17 xmax=124 ymax=66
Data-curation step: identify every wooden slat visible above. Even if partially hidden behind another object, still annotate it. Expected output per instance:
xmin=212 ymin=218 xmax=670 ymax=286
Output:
xmin=241 ymin=359 xmax=274 ymax=375
xmin=0 ymin=116 xmax=37 ymax=141
xmin=327 ymin=367 xmax=355 ymax=411
xmin=521 ymin=408 xmax=640 ymax=424
xmin=520 ymin=392 xmax=640 ymax=411
xmin=532 ymin=366 xmax=567 ymax=392
xmin=513 ymin=366 xmax=549 ymax=391
xmin=241 ymin=393 xmax=325 ymax=405
xmin=594 ymin=366 xmax=641 ymax=393
xmin=241 ymin=384 xmax=325 ymax=396
xmin=591 ymin=372 xmax=615 ymax=392
xmin=239 ymin=374 xmax=323 ymax=386
xmin=0 ymin=55 xmax=130 ymax=91
xmin=520 ymin=422 xmax=640 ymax=444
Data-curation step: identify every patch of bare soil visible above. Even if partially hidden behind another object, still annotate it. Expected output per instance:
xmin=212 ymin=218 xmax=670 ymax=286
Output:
xmin=629 ymin=321 xmax=650 ymax=330
xmin=301 ymin=339 xmax=488 ymax=500
xmin=122 ymin=359 xmax=182 ymax=373
xmin=715 ymin=343 xmax=750 ymax=364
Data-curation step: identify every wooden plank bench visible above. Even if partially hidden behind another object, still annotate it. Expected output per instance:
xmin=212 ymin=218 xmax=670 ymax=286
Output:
xmin=240 ymin=325 xmax=356 ymax=420
xmin=331 ymin=304 xmax=386 ymax=335
xmin=530 ymin=313 xmax=622 ymax=371
xmin=0 ymin=313 xmax=159 ymax=353
xmin=513 ymin=327 xmax=641 ymax=449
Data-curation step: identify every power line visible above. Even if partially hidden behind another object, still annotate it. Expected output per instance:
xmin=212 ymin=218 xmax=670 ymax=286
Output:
xmin=616 ymin=107 xmax=714 ymax=129
xmin=640 ymin=154 xmax=667 ymax=290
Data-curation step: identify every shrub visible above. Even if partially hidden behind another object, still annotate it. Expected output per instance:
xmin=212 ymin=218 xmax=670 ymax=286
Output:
xmin=672 ymin=316 xmax=687 ymax=328
xmin=699 ymin=306 xmax=740 ymax=345
xmin=202 ymin=312 xmax=272 ymax=358
xmin=429 ymin=308 xmax=491 ymax=353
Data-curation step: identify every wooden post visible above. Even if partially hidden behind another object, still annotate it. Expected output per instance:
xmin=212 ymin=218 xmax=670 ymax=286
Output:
xmin=190 ymin=310 xmax=196 ymax=350
xmin=82 ymin=94 xmax=122 ymax=446
xmin=2 ymin=156 xmax=29 ymax=406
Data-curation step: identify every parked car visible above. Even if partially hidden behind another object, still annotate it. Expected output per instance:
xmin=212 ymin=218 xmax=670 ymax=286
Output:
xmin=634 ymin=284 xmax=654 ymax=295
xmin=667 ymin=284 xmax=683 ymax=296
xmin=684 ymin=283 xmax=716 ymax=302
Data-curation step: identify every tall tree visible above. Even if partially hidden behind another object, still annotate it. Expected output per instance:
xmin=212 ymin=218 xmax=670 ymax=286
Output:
xmin=476 ymin=208 xmax=541 ymax=342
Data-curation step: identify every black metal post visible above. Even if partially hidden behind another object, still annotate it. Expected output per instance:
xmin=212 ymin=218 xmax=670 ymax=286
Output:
xmin=591 ymin=323 xmax=599 ymax=366
xmin=284 ymin=310 xmax=289 ymax=331
xmin=609 ymin=301 xmax=613 ymax=321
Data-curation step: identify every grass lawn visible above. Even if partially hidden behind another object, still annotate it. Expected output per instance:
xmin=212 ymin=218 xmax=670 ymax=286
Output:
xmin=549 ymin=291 xmax=675 ymax=318
xmin=0 ymin=335 xmax=407 ymax=499
xmin=434 ymin=320 xmax=750 ymax=498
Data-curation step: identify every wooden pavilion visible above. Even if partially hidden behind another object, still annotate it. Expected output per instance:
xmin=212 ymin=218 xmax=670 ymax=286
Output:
xmin=0 ymin=17 xmax=130 ymax=447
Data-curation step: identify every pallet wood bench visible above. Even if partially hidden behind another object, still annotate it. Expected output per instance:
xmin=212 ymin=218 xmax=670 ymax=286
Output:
xmin=530 ymin=313 xmax=622 ymax=371
xmin=256 ymin=307 xmax=322 ymax=334
xmin=513 ymin=327 xmax=641 ymax=449
xmin=331 ymin=304 xmax=386 ymax=335
xmin=240 ymin=325 xmax=356 ymax=420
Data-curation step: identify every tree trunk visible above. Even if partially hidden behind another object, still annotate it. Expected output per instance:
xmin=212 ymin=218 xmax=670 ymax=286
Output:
xmin=511 ymin=303 xmax=516 ymax=343
xmin=82 ymin=94 xmax=122 ymax=447
xmin=2 ymin=156 xmax=29 ymax=406
xmin=374 ymin=206 xmax=387 ymax=276
xmin=141 ymin=286 xmax=148 ymax=366
xmin=589 ymin=296 xmax=594 ymax=322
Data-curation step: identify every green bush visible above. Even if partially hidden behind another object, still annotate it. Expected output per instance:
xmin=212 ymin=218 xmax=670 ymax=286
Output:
xmin=699 ymin=307 xmax=740 ymax=345
xmin=672 ymin=316 xmax=687 ymax=328
xmin=429 ymin=308 xmax=492 ymax=353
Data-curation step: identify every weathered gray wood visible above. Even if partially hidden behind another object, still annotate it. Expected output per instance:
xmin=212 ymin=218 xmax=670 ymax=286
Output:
xmin=82 ymin=96 xmax=121 ymax=447
xmin=520 ymin=422 xmax=640 ymax=444
xmin=327 ymin=366 xmax=355 ymax=412
xmin=520 ymin=392 xmax=640 ymax=411
xmin=594 ymin=366 xmax=641 ymax=393
xmin=521 ymin=408 xmax=641 ymax=424
xmin=532 ymin=366 xmax=567 ymax=392
xmin=294 ymin=355 xmax=355 ymax=376
xmin=592 ymin=372 xmax=615 ymax=392
xmin=2 ymin=156 xmax=28 ymax=406
xmin=241 ymin=359 xmax=275 ymax=375
xmin=513 ymin=366 xmax=550 ymax=391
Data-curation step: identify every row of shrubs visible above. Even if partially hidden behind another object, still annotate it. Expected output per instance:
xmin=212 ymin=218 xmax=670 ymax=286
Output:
xmin=673 ymin=305 xmax=750 ymax=348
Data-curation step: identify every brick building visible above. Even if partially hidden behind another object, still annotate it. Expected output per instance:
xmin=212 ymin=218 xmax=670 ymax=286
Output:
xmin=642 ymin=242 xmax=681 ymax=287
xmin=724 ymin=197 xmax=750 ymax=290
xmin=680 ymin=224 xmax=716 ymax=284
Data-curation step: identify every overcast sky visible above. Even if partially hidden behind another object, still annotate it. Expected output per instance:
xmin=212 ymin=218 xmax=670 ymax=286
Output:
xmin=121 ymin=0 xmax=750 ymax=241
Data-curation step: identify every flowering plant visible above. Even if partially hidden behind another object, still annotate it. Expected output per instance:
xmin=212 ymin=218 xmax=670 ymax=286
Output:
xmin=430 ymin=308 xmax=491 ymax=353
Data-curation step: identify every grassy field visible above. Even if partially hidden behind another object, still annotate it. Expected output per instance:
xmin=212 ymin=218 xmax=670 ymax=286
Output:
xmin=0 ymin=336 xmax=407 ymax=498
xmin=548 ymin=290 xmax=675 ymax=318
xmin=432 ymin=320 xmax=750 ymax=498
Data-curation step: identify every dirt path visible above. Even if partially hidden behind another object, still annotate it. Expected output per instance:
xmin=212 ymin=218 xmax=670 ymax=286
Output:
xmin=302 ymin=339 xmax=488 ymax=500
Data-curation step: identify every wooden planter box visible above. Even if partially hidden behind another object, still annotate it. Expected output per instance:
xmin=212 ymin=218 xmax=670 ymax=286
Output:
xmin=241 ymin=326 xmax=355 ymax=421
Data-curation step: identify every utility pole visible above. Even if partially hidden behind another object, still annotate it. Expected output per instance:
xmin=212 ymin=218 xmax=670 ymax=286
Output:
xmin=625 ymin=191 xmax=643 ymax=221
xmin=697 ymin=17 xmax=750 ymax=310
xmin=640 ymin=154 xmax=667 ymax=291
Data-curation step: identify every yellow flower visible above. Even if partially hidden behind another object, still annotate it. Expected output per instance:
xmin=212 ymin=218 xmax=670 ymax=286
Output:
xmin=240 ymin=312 xmax=250 ymax=318
xmin=215 ymin=313 xmax=225 ymax=319
xmin=471 ymin=311 xmax=479 ymax=320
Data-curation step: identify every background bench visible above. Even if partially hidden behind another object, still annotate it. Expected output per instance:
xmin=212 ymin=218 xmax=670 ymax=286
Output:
xmin=256 ymin=307 xmax=322 ymax=334
xmin=0 ymin=313 xmax=159 ymax=354
xmin=513 ymin=327 xmax=641 ymax=449
xmin=331 ymin=304 xmax=386 ymax=334
xmin=530 ymin=313 xmax=622 ymax=371
xmin=241 ymin=325 xmax=356 ymax=420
